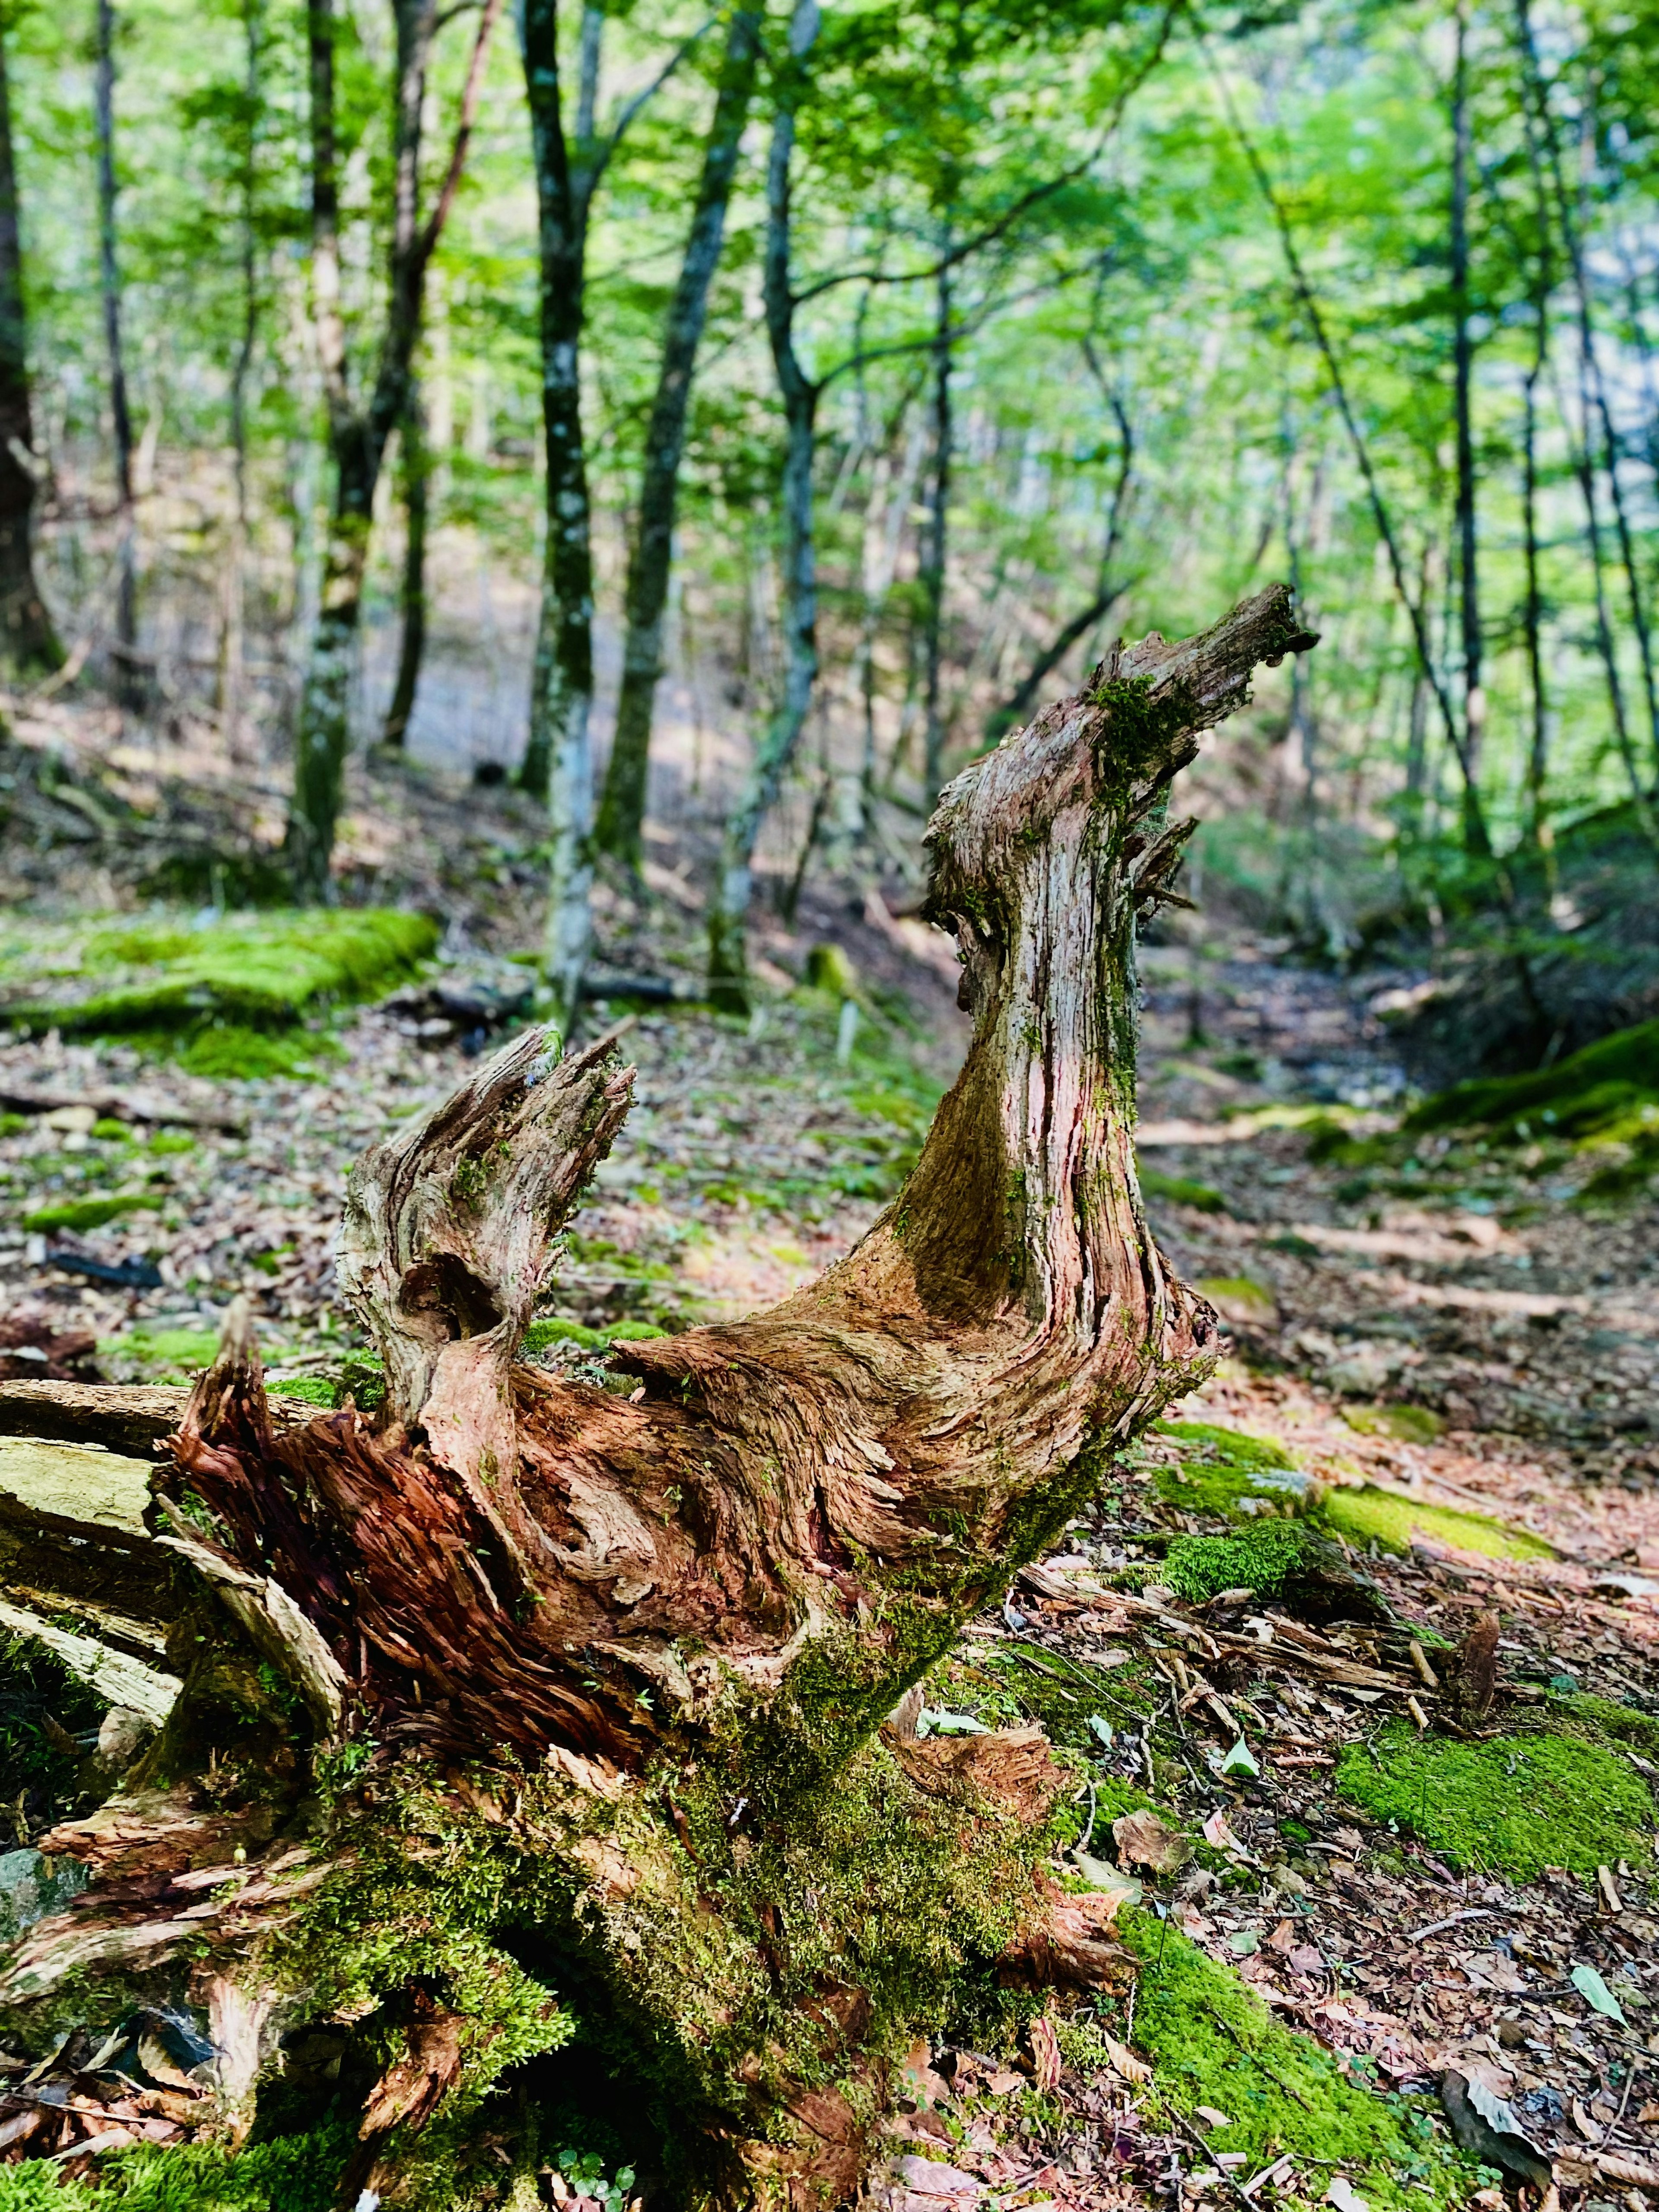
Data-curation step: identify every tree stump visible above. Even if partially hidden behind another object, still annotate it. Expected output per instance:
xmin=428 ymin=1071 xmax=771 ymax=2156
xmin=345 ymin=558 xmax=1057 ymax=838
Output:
xmin=0 ymin=587 xmax=1314 ymax=2208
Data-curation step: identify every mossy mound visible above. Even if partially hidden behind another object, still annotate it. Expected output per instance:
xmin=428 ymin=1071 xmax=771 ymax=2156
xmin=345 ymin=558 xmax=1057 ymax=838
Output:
xmin=521 ymin=1318 xmax=668 ymax=1357
xmin=1335 ymin=1723 xmax=1656 ymax=1879
xmin=1117 ymin=1911 xmax=1471 ymax=2210
xmin=0 ymin=2128 xmax=344 ymax=2209
xmin=1161 ymin=1519 xmax=1319 ymax=1605
xmin=1543 ymin=1691 xmax=1659 ymax=1759
xmin=1322 ymin=1484 xmax=1553 ymax=1563
xmin=0 ymin=909 xmax=438 ymax=1048
xmin=1402 ymin=1016 xmax=1659 ymax=1144
xmin=1154 ymin=1421 xmax=1316 ymax=1519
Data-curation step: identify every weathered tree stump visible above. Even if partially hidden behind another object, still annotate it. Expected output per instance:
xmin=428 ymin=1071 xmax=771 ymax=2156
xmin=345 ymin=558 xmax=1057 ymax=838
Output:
xmin=0 ymin=588 xmax=1313 ymax=2208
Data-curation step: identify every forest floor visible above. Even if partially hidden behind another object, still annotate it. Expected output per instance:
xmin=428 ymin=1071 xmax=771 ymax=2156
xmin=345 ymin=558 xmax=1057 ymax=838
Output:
xmin=0 ymin=729 xmax=1656 ymax=2212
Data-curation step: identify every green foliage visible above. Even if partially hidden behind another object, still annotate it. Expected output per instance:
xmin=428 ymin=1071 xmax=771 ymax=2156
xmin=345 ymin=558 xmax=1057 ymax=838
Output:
xmin=1335 ymin=1723 xmax=1656 ymax=1879
xmin=1117 ymin=1911 xmax=1472 ymax=2209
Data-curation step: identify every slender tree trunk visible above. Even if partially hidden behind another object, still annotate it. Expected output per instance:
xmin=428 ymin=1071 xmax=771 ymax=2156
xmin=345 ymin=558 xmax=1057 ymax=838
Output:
xmin=219 ymin=0 xmax=261 ymax=739
xmin=521 ymin=0 xmax=598 ymax=1036
xmin=920 ymin=237 xmax=953 ymax=809
xmin=380 ymin=382 xmax=429 ymax=749
xmin=1450 ymin=1 xmax=1485 ymax=852
xmin=0 ymin=585 xmax=1313 ymax=2209
xmin=0 ymin=19 xmax=58 ymax=677
xmin=94 ymin=0 xmax=139 ymax=706
xmin=707 ymin=0 xmax=820 ymax=1014
xmin=594 ymin=5 xmax=763 ymax=868
xmin=1514 ymin=0 xmax=1659 ymax=838
xmin=283 ymin=0 xmax=502 ymax=898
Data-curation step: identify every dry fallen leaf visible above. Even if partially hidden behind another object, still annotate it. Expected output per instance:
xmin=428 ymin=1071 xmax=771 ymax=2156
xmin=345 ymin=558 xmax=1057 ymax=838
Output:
xmin=1102 ymin=2034 xmax=1151 ymax=2085
xmin=1112 ymin=1808 xmax=1193 ymax=1873
xmin=1028 ymin=2013 xmax=1062 ymax=2095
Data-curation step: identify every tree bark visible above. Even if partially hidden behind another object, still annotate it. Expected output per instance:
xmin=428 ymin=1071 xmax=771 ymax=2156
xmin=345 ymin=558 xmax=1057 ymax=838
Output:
xmin=707 ymin=0 xmax=821 ymax=1014
xmin=380 ymin=380 xmax=429 ymax=750
xmin=0 ymin=18 xmax=58 ymax=678
xmin=920 ymin=238 xmax=953 ymax=810
xmin=94 ymin=0 xmax=140 ymax=706
xmin=1449 ymin=0 xmax=1486 ymax=854
xmin=594 ymin=6 xmax=763 ymax=869
xmin=520 ymin=0 xmax=599 ymax=1036
xmin=0 ymin=587 xmax=1316 ymax=2204
xmin=283 ymin=0 xmax=502 ymax=900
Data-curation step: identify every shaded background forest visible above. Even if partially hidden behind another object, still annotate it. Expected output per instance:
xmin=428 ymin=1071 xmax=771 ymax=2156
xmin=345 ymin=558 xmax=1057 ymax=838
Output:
xmin=1 ymin=0 xmax=1657 ymax=1073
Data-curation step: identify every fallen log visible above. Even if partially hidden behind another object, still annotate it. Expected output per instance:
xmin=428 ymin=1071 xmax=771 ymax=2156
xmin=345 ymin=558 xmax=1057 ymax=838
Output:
xmin=0 ymin=587 xmax=1316 ymax=2207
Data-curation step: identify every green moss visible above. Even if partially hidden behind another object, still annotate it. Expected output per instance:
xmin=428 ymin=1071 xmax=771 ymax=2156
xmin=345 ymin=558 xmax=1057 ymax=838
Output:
xmin=521 ymin=1317 xmax=668 ymax=1356
xmin=176 ymin=1025 xmax=342 ymax=1081
xmin=1341 ymin=1404 xmax=1444 ymax=1445
xmin=1322 ymin=1485 xmax=1553 ymax=1562
xmin=0 ymin=909 xmax=438 ymax=1053
xmin=1154 ymin=1421 xmax=1315 ymax=1519
xmin=1543 ymin=1691 xmax=1659 ymax=1758
xmin=101 ymin=1326 xmax=225 ymax=1382
xmin=1195 ymin=1274 xmax=1276 ymax=1314
xmin=1141 ymin=1171 xmax=1226 ymax=1213
xmin=1162 ymin=1519 xmax=1315 ymax=1604
xmin=1335 ymin=1723 xmax=1656 ymax=1878
xmin=0 ymin=2127 xmax=346 ymax=2209
xmin=267 ymin=1376 xmax=337 ymax=1407
xmin=1402 ymin=1017 xmax=1659 ymax=1143
xmin=1117 ymin=1910 xmax=1471 ymax=2209
xmin=20 ymin=1192 xmax=160 ymax=1233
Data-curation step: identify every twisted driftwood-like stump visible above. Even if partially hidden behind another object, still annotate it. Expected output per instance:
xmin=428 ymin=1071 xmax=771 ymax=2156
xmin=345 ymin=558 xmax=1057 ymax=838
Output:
xmin=1 ymin=588 xmax=1314 ymax=2208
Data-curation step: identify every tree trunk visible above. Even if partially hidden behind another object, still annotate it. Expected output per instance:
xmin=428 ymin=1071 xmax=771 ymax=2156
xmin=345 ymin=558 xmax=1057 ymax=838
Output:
xmin=518 ymin=0 xmax=598 ymax=1037
xmin=1449 ymin=0 xmax=1485 ymax=855
xmin=594 ymin=6 xmax=763 ymax=869
xmin=380 ymin=381 xmax=429 ymax=750
xmin=94 ymin=0 xmax=140 ymax=707
xmin=0 ymin=19 xmax=58 ymax=678
xmin=282 ymin=0 xmax=502 ymax=898
xmin=0 ymin=586 xmax=1316 ymax=2206
xmin=920 ymin=239 xmax=953 ymax=810
xmin=707 ymin=0 xmax=820 ymax=1014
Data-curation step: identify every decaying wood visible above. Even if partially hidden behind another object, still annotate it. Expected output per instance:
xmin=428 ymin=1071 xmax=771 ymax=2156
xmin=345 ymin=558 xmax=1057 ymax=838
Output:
xmin=1 ymin=587 xmax=1316 ymax=2206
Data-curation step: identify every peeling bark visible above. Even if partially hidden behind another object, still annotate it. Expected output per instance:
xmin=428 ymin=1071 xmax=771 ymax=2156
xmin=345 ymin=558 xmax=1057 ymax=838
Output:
xmin=2 ymin=589 xmax=1314 ymax=2204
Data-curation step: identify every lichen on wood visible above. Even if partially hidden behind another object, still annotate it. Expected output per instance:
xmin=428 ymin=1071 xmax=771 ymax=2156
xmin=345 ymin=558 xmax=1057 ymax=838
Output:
xmin=0 ymin=587 xmax=1318 ymax=2205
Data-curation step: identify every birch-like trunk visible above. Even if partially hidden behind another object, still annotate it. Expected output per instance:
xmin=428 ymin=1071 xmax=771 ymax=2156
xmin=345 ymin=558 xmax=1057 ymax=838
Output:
xmin=0 ymin=587 xmax=1314 ymax=2209
xmin=594 ymin=6 xmax=763 ymax=869
xmin=706 ymin=0 xmax=820 ymax=1013
xmin=94 ymin=0 xmax=139 ymax=706
xmin=519 ymin=0 xmax=598 ymax=1036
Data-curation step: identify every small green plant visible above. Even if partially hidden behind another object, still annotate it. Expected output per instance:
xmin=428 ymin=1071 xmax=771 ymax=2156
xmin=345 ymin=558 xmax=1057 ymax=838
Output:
xmin=553 ymin=2148 xmax=637 ymax=2212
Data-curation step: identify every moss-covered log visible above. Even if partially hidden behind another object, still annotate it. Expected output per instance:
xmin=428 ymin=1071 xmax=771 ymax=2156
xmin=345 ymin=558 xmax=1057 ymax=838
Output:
xmin=0 ymin=588 xmax=1316 ymax=2208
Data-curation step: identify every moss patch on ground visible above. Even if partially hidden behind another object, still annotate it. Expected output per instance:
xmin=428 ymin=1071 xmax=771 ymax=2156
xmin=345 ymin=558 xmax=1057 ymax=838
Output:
xmin=1322 ymin=1485 xmax=1553 ymax=1562
xmin=1154 ymin=1421 xmax=1316 ymax=1519
xmin=1335 ymin=1722 xmax=1655 ymax=1879
xmin=1141 ymin=1170 xmax=1226 ymax=1213
xmin=1341 ymin=1404 xmax=1444 ymax=1446
xmin=1402 ymin=1017 xmax=1659 ymax=1144
xmin=1116 ymin=1910 xmax=1471 ymax=2209
xmin=0 ymin=909 xmax=438 ymax=1049
xmin=1161 ymin=1519 xmax=1318 ymax=1604
xmin=0 ymin=2129 xmax=344 ymax=2209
